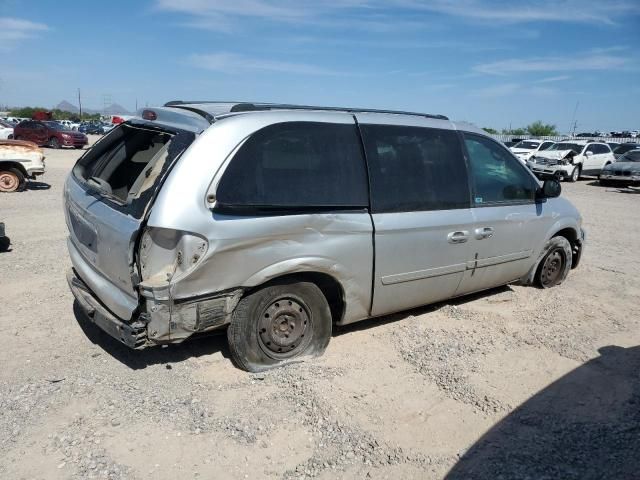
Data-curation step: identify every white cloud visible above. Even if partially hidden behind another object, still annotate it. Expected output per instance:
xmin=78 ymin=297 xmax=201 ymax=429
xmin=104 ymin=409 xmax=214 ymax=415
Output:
xmin=474 ymin=54 xmax=628 ymax=75
xmin=155 ymin=0 xmax=639 ymax=28
xmin=535 ymin=75 xmax=571 ymax=83
xmin=0 ymin=17 xmax=48 ymax=43
xmin=188 ymin=52 xmax=344 ymax=75
xmin=393 ymin=0 xmax=637 ymax=25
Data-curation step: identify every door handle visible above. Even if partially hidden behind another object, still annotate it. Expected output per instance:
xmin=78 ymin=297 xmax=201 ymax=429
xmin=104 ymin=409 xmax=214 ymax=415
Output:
xmin=448 ymin=231 xmax=469 ymax=244
xmin=474 ymin=227 xmax=494 ymax=239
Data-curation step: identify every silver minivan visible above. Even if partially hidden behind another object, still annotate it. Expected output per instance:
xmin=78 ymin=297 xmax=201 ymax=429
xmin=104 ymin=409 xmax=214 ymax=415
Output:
xmin=65 ymin=102 xmax=585 ymax=371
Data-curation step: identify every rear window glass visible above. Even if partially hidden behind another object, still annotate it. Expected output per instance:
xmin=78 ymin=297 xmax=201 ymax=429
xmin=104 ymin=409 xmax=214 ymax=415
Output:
xmin=73 ymin=124 xmax=174 ymax=203
xmin=360 ymin=124 xmax=470 ymax=213
xmin=216 ymin=122 xmax=368 ymax=209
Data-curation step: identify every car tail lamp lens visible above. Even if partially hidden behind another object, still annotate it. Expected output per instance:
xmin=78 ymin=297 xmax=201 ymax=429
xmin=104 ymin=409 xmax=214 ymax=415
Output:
xmin=138 ymin=227 xmax=208 ymax=284
xmin=142 ymin=109 xmax=157 ymax=121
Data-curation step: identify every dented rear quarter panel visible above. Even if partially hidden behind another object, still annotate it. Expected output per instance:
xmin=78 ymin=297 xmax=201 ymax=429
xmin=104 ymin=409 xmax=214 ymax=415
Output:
xmin=146 ymin=111 xmax=374 ymax=324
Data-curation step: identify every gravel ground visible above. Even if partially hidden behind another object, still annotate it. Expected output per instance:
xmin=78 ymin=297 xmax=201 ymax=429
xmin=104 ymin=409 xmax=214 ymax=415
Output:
xmin=1 ymin=139 xmax=639 ymax=479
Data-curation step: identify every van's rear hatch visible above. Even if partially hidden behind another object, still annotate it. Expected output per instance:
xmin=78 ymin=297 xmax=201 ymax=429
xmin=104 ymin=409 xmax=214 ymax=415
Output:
xmin=64 ymin=119 xmax=198 ymax=320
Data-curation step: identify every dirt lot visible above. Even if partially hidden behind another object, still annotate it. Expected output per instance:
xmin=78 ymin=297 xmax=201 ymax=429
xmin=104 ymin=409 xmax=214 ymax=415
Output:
xmin=1 ymin=140 xmax=639 ymax=480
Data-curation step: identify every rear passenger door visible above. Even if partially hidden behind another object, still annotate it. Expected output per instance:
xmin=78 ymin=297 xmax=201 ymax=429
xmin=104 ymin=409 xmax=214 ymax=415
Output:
xmin=456 ymin=133 xmax=550 ymax=295
xmin=357 ymin=116 xmax=474 ymax=317
xmin=583 ymin=144 xmax=611 ymax=174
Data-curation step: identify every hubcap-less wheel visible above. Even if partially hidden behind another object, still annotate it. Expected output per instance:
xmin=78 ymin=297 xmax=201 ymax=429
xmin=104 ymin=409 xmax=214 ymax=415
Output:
xmin=257 ymin=297 xmax=312 ymax=359
xmin=0 ymin=171 xmax=19 ymax=192
xmin=48 ymin=137 xmax=59 ymax=148
xmin=540 ymin=249 xmax=565 ymax=287
xmin=571 ymin=166 xmax=580 ymax=182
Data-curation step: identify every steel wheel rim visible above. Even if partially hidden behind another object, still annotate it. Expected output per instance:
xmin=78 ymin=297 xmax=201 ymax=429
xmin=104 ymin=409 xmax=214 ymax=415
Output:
xmin=257 ymin=297 xmax=312 ymax=359
xmin=541 ymin=249 xmax=565 ymax=287
xmin=0 ymin=172 xmax=19 ymax=192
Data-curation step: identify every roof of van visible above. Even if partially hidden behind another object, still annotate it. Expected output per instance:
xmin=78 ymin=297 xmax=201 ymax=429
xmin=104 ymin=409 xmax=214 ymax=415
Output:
xmin=163 ymin=101 xmax=449 ymax=122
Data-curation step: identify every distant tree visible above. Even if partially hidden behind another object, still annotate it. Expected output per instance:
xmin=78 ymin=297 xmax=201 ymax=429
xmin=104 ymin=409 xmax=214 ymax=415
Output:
xmin=8 ymin=106 xmax=100 ymax=121
xmin=482 ymin=127 xmax=498 ymax=134
xmin=502 ymin=127 xmax=527 ymax=136
xmin=526 ymin=121 xmax=557 ymax=137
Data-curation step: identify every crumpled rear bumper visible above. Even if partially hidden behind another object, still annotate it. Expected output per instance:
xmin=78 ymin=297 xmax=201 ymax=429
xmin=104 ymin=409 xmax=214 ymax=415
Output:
xmin=67 ymin=268 xmax=148 ymax=349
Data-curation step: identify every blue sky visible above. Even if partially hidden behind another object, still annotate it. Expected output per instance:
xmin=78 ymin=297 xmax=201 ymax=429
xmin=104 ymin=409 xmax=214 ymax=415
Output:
xmin=1 ymin=0 xmax=639 ymax=132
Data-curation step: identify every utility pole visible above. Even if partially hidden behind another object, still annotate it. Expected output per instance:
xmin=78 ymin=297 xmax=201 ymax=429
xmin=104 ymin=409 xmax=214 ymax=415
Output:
xmin=569 ymin=101 xmax=579 ymax=137
xmin=135 ymin=98 xmax=138 ymax=111
xmin=77 ymin=88 xmax=82 ymax=119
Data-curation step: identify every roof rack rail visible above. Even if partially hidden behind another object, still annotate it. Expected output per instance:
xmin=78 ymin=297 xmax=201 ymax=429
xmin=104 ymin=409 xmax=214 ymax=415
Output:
xmin=164 ymin=101 xmax=449 ymax=121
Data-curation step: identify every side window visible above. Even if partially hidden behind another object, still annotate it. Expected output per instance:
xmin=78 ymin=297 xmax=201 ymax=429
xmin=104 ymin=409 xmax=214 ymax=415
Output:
xmin=462 ymin=133 xmax=538 ymax=205
xmin=585 ymin=144 xmax=597 ymax=154
xmin=216 ymin=122 xmax=368 ymax=209
xmin=595 ymin=144 xmax=610 ymax=154
xmin=360 ymin=124 xmax=469 ymax=213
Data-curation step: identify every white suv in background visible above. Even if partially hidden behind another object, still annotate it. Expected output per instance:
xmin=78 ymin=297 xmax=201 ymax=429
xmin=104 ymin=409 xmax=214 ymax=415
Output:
xmin=510 ymin=139 xmax=555 ymax=163
xmin=527 ymin=140 xmax=614 ymax=182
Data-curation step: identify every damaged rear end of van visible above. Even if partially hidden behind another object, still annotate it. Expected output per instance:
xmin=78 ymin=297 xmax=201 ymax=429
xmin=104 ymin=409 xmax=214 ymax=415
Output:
xmin=64 ymin=108 xmax=229 ymax=348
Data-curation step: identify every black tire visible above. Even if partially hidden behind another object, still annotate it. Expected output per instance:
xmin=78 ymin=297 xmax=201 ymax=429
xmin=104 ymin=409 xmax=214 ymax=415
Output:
xmin=535 ymin=236 xmax=572 ymax=289
xmin=227 ymin=280 xmax=332 ymax=372
xmin=48 ymin=137 xmax=60 ymax=149
xmin=75 ymin=145 xmax=84 ymax=150
xmin=0 ymin=167 xmax=26 ymax=193
xmin=567 ymin=165 xmax=580 ymax=182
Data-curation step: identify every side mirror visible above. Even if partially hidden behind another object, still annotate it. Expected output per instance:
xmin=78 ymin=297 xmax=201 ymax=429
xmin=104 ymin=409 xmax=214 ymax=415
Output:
xmin=537 ymin=179 xmax=562 ymax=199
xmin=585 ymin=151 xmax=593 ymax=157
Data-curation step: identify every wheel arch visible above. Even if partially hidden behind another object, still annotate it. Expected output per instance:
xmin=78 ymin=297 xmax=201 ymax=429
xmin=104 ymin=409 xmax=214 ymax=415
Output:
xmin=246 ymin=271 xmax=346 ymax=325
xmin=0 ymin=161 xmax=28 ymax=177
xmin=520 ymin=222 xmax=583 ymax=285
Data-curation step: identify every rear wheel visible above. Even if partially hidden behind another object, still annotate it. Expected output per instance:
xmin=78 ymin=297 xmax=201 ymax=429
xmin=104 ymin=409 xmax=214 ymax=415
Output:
xmin=568 ymin=165 xmax=580 ymax=182
xmin=535 ymin=236 xmax=572 ymax=288
xmin=48 ymin=137 xmax=60 ymax=149
xmin=227 ymin=280 xmax=332 ymax=372
xmin=0 ymin=168 xmax=26 ymax=193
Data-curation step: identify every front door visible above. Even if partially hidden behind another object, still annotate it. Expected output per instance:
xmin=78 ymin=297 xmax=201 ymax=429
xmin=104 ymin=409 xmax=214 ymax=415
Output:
xmin=456 ymin=133 xmax=551 ymax=295
xmin=356 ymin=117 xmax=474 ymax=316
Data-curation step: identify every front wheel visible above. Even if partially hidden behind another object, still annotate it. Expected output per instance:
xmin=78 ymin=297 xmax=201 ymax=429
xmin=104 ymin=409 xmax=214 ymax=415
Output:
xmin=48 ymin=137 xmax=60 ymax=149
xmin=568 ymin=165 xmax=580 ymax=182
xmin=535 ymin=236 xmax=572 ymax=288
xmin=227 ymin=280 xmax=332 ymax=372
xmin=0 ymin=168 xmax=26 ymax=193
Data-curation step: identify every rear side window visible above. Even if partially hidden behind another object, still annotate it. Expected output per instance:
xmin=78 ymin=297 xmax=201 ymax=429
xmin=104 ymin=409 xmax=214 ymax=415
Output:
xmin=463 ymin=133 xmax=538 ymax=205
xmin=360 ymin=124 xmax=470 ymax=213
xmin=72 ymin=123 xmax=194 ymax=218
xmin=216 ymin=122 xmax=368 ymax=209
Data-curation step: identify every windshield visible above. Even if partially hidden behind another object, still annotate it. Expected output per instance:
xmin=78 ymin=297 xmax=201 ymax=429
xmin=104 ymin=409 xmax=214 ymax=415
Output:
xmin=619 ymin=150 xmax=640 ymax=162
xmin=44 ymin=121 xmax=70 ymax=131
xmin=548 ymin=143 xmax=583 ymax=152
xmin=0 ymin=119 xmax=13 ymax=128
xmin=613 ymin=144 xmax=640 ymax=155
xmin=513 ymin=141 xmax=540 ymax=150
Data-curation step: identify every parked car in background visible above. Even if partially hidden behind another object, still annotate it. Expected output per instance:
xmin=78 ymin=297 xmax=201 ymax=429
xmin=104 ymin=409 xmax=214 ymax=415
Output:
xmin=528 ymin=140 xmax=614 ymax=182
xmin=0 ymin=139 xmax=46 ymax=192
xmin=56 ymin=120 xmax=81 ymax=131
xmin=65 ymin=101 xmax=585 ymax=371
xmin=14 ymin=120 xmax=88 ymax=149
xmin=607 ymin=141 xmax=621 ymax=150
xmin=599 ymin=150 xmax=640 ymax=187
xmin=510 ymin=139 xmax=555 ymax=163
xmin=612 ymin=143 xmax=640 ymax=159
xmin=101 ymin=123 xmax=116 ymax=134
xmin=78 ymin=122 xmax=106 ymax=135
xmin=0 ymin=119 xmax=14 ymax=140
